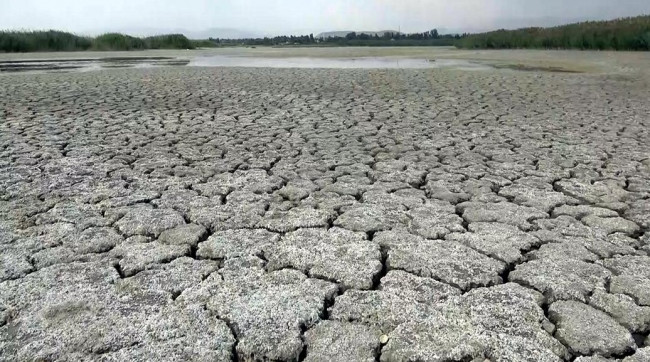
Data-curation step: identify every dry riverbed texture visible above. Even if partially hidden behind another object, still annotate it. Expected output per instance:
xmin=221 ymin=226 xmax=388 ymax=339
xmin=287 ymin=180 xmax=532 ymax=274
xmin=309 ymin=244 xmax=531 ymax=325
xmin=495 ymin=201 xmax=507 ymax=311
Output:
xmin=1 ymin=51 xmax=650 ymax=361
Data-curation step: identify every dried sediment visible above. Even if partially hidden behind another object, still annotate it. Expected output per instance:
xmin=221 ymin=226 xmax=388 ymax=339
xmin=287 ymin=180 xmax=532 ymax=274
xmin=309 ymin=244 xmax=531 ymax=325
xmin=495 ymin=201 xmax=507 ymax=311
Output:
xmin=1 ymin=61 xmax=649 ymax=361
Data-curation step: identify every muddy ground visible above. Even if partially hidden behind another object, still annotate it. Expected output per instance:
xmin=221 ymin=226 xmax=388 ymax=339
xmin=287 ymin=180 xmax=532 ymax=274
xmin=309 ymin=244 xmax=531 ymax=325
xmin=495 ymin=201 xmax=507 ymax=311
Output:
xmin=1 ymin=49 xmax=649 ymax=361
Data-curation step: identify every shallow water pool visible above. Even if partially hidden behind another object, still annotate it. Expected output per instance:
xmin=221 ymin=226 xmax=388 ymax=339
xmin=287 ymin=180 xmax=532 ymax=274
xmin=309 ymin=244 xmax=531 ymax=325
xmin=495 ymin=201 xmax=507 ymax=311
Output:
xmin=189 ymin=56 xmax=492 ymax=70
xmin=0 ymin=55 xmax=494 ymax=74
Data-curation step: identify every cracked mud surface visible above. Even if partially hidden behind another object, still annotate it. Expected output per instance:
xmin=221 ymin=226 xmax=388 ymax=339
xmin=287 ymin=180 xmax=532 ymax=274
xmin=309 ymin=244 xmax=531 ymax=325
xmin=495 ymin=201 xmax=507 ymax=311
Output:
xmin=1 ymin=57 xmax=649 ymax=361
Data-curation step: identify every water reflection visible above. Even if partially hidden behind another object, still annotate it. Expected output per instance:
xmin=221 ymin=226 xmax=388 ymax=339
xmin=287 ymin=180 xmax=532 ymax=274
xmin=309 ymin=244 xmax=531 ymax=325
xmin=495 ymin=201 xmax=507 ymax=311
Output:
xmin=0 ymin=57 xmax=189 ymax=73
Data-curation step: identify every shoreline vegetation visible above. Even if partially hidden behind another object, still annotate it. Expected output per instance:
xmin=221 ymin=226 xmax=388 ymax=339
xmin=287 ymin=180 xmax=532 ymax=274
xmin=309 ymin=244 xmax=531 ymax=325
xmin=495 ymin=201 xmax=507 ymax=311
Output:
xmin=458 ymin=15 xmax=650 ymax=50
xmin=0 ymin=31 xmax=197 ymax=52
xmin=214 ymin=30 xmax=459 ymax=47
xmin=1 ymin=15 xmax=649 ymax=53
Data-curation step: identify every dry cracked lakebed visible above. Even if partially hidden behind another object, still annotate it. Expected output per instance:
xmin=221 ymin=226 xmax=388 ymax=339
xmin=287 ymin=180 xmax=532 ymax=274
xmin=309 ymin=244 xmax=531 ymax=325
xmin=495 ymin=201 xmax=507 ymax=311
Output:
xmin=1 ymin=51 xmax=650 ymax=361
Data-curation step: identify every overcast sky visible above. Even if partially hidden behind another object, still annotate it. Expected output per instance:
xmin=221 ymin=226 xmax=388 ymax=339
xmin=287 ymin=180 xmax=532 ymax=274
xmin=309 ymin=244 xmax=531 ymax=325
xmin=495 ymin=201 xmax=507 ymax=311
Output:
xmin=2 ymin=0 xmax=650 ymax=36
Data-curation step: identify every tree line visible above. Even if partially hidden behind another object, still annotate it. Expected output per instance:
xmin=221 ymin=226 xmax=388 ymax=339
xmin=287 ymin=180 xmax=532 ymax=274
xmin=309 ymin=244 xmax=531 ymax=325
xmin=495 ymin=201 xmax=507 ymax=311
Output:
xmin=210 ymin=30 xmax=459 ymax=47
xmin=457 ymin=15 xmax=650 ymax=50
xmin=0 ymin=31 xmax=195 ymax=52
xmin=3 ymin=15 xmax=650 ymax=53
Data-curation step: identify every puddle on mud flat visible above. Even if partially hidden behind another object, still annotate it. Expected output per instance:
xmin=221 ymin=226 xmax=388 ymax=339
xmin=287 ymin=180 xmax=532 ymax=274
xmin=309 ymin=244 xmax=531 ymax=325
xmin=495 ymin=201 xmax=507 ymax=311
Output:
xmin=491 ymin=63 xmax=583 ymax=73
xmin=0 ymin=55 xmax=578 ymax=74
xmin=188 ymin=56 xmax=492 ymax=70
xmin=0 ymin=55 xmax=494 ymax=74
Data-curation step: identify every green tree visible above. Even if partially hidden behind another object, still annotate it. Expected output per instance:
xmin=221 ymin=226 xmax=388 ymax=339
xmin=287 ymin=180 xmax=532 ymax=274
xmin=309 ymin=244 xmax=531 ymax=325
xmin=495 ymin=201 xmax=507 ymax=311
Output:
xmin=457 ymin=15 xmax=650 ymax=50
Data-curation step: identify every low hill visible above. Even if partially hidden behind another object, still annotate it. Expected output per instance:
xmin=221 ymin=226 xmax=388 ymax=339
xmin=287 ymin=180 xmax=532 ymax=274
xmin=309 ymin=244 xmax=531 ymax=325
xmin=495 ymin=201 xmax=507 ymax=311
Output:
xmin=184 ymin=28 xmax=261 ymax=40
xmin=457 ymin=15 xmax=650 ymax=50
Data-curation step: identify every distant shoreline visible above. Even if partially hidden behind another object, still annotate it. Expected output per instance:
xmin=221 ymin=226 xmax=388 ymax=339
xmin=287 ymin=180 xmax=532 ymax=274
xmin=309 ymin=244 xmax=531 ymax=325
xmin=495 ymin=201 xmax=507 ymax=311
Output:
xmin=2 ymin=15 xmax=650 ymax=53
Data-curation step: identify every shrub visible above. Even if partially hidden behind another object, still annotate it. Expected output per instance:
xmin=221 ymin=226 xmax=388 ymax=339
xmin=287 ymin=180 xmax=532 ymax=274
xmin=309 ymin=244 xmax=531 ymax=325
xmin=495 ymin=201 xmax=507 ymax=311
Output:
xmin=0 ymin=31 xmax=196 ymax=52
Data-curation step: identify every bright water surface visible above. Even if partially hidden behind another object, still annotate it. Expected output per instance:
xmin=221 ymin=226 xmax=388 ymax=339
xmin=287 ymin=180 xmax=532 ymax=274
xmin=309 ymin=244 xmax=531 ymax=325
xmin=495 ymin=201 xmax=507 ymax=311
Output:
xmin=0 ymin=55 xmax=493 ymax=74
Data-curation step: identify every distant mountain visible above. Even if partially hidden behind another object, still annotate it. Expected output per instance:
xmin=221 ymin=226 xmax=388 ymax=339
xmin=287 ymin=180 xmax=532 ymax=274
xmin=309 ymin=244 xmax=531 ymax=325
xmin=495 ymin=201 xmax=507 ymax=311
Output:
xmin=182 ymin=28 xmax=262 ymax=40
xmin=81 ymin=27 xmax=261 ymax=40
xmin=316 ymin=30 xmax=400 ymax=39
